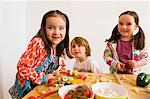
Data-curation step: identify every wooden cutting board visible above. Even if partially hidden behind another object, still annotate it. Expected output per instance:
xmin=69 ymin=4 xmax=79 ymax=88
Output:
xmin=118 ymin=74 xmax=150 ymax=99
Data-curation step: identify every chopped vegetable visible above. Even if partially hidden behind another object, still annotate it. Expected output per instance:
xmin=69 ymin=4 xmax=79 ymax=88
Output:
xmin=64 ymin=85 xmax=92 ymax=99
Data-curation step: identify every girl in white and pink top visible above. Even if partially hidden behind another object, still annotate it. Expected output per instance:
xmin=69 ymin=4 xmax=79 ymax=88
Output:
xmin=103 ymin=11 xmax=148 ymax=74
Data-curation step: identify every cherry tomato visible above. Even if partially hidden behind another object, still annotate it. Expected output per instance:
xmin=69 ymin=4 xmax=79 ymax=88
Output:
xmin=79 ymin=74 xmax=87 ymax=80
xmin=66 ymin=70 xmax=70 ymax=75
xmin=64 ymin=94 xmax=71 ymax=99
xmin=47 ymin=78 xmax=55 ymax=86
xmin=84 ymin=90 xmax=91 ymax=98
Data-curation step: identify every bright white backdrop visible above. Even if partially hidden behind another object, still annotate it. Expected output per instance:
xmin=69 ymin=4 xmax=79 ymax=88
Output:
xmin=0 ymin=0 xmax=149 ymax=99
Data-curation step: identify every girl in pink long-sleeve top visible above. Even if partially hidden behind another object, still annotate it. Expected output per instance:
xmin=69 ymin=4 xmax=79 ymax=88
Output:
xmin=103 ymin=11 xmax=148 ymax=74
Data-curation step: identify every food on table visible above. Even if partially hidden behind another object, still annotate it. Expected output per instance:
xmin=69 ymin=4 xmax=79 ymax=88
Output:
xmin=136 ymin=72 xmax=150 ymax=87
xmin=46 ymin=69 xmax=88 ymax=87
xmin=71 ymin=79 xmax=84 ymax=84
xmin=120 ymin=75 xmax=136 ymax=86
xmin=95 ymin=88 xmax=119 ymax=97
xmin=64 ymin=85 xmax=93 ymax=99
xmin=70 ymin=70 xmax=79 ymax=76
xmin=61 ymin=76 xmax=69 ymax=81
xmin=29 ymin=96 xmax=41 ymax=99
xmin=92 ymin=82 xmax=128 ymax=99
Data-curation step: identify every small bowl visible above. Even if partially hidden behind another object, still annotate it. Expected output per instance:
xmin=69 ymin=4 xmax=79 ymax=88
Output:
xmin=92 ymin=82 xmax=128 ymax=99
xmin=58 ymin=84 xmax=94 ymax=99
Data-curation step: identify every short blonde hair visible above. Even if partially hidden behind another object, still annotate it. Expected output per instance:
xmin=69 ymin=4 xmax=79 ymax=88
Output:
xmin=71 ymin=37 xmax=91 ymax=56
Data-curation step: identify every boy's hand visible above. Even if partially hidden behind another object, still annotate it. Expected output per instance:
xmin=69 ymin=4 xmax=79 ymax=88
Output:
xmin=116 ymin=63 xmax=125 ymax=71
xmin=128 ymin=60 xmax=138 ymax=68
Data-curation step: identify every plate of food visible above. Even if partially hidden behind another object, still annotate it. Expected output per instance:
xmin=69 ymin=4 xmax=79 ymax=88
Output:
xmin=58 ymin=84 xmax=94 ymax=99
xmin=92 ymin=82 xmax=128 ymax=99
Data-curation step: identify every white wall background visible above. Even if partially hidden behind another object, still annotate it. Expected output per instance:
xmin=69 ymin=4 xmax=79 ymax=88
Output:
xmin=0 ymin=0 xmax=149 ymax=99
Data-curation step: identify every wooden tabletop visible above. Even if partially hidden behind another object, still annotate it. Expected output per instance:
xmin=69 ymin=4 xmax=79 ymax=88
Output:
xmin=23 ymin=73 xmax=150 ymax=99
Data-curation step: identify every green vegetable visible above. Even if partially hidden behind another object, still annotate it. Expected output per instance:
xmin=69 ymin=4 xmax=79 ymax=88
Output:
xmin=136 ymin=73 xmax=150 ymax=87
xmin=64 ymin=82 xmax=72 ymax=85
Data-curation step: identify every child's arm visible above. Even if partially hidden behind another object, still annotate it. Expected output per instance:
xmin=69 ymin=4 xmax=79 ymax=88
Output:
xmin=103 ymin=44 xmax=119 ymax=67
xmin=17 ymin=37 xmax=48 ymax=85
xmin=128 ymin=49 xmax=148 ymax=68
xmin=103 ymin=43 xmax=125 ymax=71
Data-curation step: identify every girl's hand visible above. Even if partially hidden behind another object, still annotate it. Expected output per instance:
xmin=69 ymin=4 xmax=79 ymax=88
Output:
xmin=128 ymin=60 xmax=138 ymax=68
xmin=46 ymin=74 xmax=54 ymax=79
xmin=46 ymin=74 xmax=54 ymax=83
xmin=47 ymin=78 xmax=55 ymax=86
xmin=116 ymin=63 xmax=125 ymax=71
xmin=45 ymin=74 xmax=55 ymax=86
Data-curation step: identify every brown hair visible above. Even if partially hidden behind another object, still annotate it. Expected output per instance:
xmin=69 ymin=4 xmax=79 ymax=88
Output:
xmin=105 ymin=11 xmax=145 ymax=50
xmin=33 ymin=10 xmax=72 ymax=58
xmin=71 ymin=37 xmax=91 ymax=56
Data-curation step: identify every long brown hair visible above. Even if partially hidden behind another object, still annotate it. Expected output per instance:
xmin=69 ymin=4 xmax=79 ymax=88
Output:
xmin=33 ymin=10 xmax=72 ymax=58
xmin=106 ymin=11 xmax=145 ymax=50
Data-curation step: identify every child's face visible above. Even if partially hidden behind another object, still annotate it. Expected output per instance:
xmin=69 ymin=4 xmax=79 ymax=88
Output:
xmin=71 ymin=44 xmax=87 ymax=61
xmin=45 ymin=16 xmax=66 ymax=47
xmin=118 ymin=14 xmax=137 ymax=38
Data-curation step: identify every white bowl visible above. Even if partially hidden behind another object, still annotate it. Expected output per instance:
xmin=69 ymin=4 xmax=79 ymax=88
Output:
xmin=92 ymin=82 xmax=128 ymax=99
xmin=58 ymin=84 xmax=94 ymax=99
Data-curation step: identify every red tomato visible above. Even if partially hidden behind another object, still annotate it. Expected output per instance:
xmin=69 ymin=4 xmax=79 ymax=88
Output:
xmin=48 ymin=78 xmax=55 ymax=86
xmin=84 ymin=90 xmax=91 ymax=98
xmin=29 ymin=96 xmax=41 ymax=99
xmin=79 ymin=74 xmax=87 ymax=80
xmin=67 ymin=70 xmax=70 ymax=75
xmin=29 ymin=96 xmax=36 ymax=99
xmin=64 ymin=94 xmax=71 ymax=99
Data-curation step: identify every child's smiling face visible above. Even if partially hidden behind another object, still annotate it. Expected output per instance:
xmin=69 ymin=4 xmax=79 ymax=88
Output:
xmin=45 ymin=16 xmax=66 ymax=48
xmin=118 ymin=14 xmax=137 ymax=39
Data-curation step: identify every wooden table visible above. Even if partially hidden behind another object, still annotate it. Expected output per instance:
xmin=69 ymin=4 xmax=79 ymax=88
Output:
xmin=23 ymin=73 xmax=150 ymax=99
